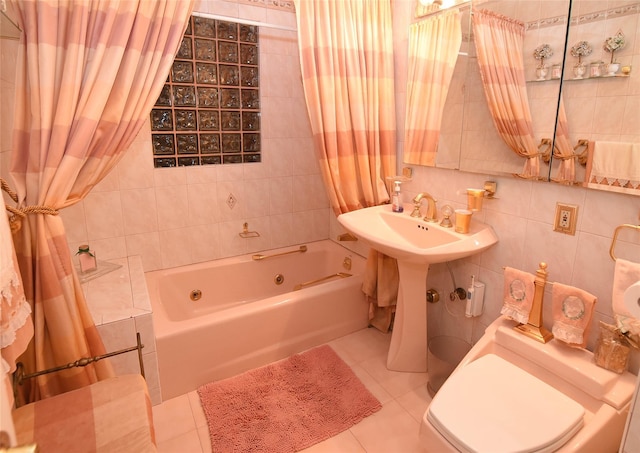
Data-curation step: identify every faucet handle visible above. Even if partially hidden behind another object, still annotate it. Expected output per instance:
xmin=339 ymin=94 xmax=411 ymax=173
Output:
xmin=439 ymin=204 xmax=453 ymax=228
xmin=410 ymin=204 xmax=422 ymax=218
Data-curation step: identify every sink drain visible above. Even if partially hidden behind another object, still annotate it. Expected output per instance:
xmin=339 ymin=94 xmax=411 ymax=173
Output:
xmin=274 ymin=274 xmax=285 ymax=285
xmin=190 ymin=289 xmax=202 ymax=301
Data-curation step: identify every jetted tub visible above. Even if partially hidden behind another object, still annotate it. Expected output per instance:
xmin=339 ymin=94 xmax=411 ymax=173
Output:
xmin=146 ymin=240 xmax=369 ymax=401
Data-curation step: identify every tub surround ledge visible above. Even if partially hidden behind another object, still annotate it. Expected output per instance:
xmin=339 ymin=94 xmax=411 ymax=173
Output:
xmin=81 ymin=255 xmax=162 ymax=405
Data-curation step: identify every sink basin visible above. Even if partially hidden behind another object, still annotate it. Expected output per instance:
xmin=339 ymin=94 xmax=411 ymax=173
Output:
xmin=337 ymin=204 xmax=498 ymax=264
xmin=338 ymin=204 xmax=498 ymax=372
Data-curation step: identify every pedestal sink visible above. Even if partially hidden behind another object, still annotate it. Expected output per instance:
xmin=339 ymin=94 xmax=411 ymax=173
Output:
xmin=338 ymin=204 xmax=498 ymax=372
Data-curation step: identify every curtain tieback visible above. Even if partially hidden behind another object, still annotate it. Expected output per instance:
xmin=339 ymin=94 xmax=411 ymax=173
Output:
xmin=1 ymin=178 xmax=59 ymax=233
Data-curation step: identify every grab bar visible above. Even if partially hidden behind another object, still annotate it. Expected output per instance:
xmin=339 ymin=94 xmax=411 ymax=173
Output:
xmin=13 ymin=332 xmax=145 ymax=406
xmin=252 ymin=245 xmax=307 ymax=261
xmin=293 ymin=272 xmax=352 ymax=291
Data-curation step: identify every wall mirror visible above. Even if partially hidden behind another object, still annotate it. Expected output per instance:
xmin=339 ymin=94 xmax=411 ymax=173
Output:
xmin=405 ymin=0 xmax=639 ymax=195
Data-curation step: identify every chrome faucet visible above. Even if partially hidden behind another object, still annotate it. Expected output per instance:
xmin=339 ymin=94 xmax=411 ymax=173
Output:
xmin=410 ymin=192 xmax=438 ymax=222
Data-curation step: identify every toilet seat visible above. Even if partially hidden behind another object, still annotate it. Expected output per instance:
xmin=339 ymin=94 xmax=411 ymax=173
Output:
xmin=427 ymin=354 xmax=585 ymax=453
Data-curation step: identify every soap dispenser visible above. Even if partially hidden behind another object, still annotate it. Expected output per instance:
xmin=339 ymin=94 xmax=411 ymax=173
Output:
xmin=391 ymin=180 xmax=403 ymax=213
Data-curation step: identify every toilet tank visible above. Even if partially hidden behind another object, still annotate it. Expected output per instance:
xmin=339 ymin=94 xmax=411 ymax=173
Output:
xmin=476 ymin=319 xmax=636 ymax=411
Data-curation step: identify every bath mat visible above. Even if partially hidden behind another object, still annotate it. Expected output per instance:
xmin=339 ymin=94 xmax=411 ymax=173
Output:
xmin=197 ymin=345 xmax=382 ymax=452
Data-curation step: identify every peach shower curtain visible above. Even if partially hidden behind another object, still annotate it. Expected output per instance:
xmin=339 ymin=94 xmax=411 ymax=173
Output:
xmin=404 ymin=10 xmax=462 ymax=166
xmin=552 ymin=99 xmax=576 ymax=182
xmin=472 ymin=9 xmax=541 ymax=178
xmin=294 ymin=0 xmax=397 ymax=214
xmin=6 ymin=0 xmax=192 ymax=402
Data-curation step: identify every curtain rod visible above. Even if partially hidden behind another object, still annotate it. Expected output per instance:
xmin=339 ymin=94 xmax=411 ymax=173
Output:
xmin=192 ymin=11 xmax=297 ymax=32
xmin=414 ymin=1 xmax=471 ymax=20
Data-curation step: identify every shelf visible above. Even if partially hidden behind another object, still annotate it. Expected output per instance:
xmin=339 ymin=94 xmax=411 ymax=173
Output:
xmin=527 ymin=73 xmax=630 ymax=83
xmin=75 ymin=260 xmax=122 ymax=284
xmin=564 ymin=73 xmax=631 ymax=82
xmin=527 ymin=77 xmax=561 ymax=83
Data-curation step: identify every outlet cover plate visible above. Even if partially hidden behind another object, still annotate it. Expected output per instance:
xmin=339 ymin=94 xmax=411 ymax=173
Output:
xmin=554 ymin=203 xmax=578 ymax=235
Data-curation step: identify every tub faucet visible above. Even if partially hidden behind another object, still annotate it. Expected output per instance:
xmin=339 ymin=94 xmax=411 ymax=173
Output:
xmin=411 ymin=192 xmax=438 ymax=222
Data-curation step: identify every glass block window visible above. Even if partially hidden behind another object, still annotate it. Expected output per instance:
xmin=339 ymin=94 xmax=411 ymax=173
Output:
xmin=151 ymin=16 xmax=260 ymax=167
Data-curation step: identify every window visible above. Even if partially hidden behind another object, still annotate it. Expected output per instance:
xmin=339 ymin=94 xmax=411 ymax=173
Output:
xmin=151 ymin=16 xmax=260 ymax=167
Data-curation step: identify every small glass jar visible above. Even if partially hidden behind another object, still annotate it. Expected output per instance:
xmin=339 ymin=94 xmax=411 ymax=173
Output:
xmin=589 ymin=61 xmax=603 ymax=78
xmin=77 ymin=244 xmax=97 ymax=273
xmin=593 ymin=322 xmax=630 ymax=374
xmin=551 ymin=64 xmax=562 ymax=79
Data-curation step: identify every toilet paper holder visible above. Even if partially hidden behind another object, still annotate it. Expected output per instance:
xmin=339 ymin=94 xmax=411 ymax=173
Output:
xmin=609 ymin=224 xmax=640 ymax=261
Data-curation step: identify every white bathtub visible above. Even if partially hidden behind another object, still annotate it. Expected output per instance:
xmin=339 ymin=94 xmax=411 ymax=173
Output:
xmin=146 ymin=240 xmax=369 ymax=401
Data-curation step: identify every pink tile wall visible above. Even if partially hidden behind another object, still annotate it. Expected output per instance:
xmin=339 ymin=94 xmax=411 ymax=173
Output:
xmin=53 ymin=1 xmax=329 ymax=272
xmin=2 ymin=0 xmax=639 ymax=368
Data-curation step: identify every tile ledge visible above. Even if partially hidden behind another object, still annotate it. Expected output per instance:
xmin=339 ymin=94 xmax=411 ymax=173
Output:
xmin=82 ymin=255 xmax=151 ymax=326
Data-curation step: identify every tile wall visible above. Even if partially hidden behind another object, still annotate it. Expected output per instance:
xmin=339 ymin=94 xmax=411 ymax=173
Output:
xmin=2 ymin=0 xmax=639 ymax=379
xmin=2 ymin=0 xmax=329 ymax=273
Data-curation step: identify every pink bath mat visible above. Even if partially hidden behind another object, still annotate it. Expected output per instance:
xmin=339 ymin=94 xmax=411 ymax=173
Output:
xmin=197 ymin=345 xmax=382 ymax=452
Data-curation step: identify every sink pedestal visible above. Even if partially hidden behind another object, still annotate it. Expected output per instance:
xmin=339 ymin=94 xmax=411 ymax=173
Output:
xmin=387 ymin=261 xmax=429 ymax=372
xmin=337 ymin=205 xmax=498 ymax=374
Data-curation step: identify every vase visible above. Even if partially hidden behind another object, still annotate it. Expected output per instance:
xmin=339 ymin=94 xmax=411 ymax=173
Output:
xmin=573 ymin=62 xmax=586 ymax=79
xmin=535 ymin=64 xmax=548 ymax=81
xmin=606 ymin=63 xmax=620 ymax=76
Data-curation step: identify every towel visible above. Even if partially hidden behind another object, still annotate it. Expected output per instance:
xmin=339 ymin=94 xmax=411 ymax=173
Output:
xmin=612 ymin=258 xmax=640 ymax=343
xmin=500 ymin=267 xmax=536 ymax=324
xmin=591 ymin=141 xmax=640 ymax=188
xmin=551 ymin=282 xmax=596 ymax=348
xmin=1 ymin=197 xmax=33 ymax=374
xmin=362 ymin=249 xmax=398 ymax=333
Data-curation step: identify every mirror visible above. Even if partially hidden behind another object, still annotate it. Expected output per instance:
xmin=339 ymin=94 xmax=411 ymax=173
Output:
xmin=405 ymin=0 xmax=639 ymax=194
xmin=555 ymin=1 xmax=639 ymax=194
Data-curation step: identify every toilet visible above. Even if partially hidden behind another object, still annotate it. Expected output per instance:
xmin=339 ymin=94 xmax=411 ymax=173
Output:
xmin=420 ymin=316 xmax=637 ymax=452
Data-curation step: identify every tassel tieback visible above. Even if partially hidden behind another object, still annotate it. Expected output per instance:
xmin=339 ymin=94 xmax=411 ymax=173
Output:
xmin=1 ymin=178 xmax=59 ymax=233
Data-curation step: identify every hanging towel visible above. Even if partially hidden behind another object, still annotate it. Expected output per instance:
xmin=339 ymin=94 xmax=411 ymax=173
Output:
xmin=1 ymin=197 xmax=33 ymax=374
xmin=590 ymin=141 xmax=640 ymax=188
xmin=551 ymin=282 xmax=596 ymax=348
xmin=612 ymin=258 xmax=640 ymax=342
xmin=362 ymin=249 xmax=399 ymax=332
xmin=501 ymin=267 xmax=536 ymax=324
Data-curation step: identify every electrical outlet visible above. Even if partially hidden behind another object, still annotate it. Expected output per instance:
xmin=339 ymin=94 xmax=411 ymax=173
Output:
xmin=554 ymin=203 xmax=578 ymax=235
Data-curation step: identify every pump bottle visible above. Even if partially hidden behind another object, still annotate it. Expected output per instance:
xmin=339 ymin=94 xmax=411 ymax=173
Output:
xmin=392 ymin=181 xmax=403 ymax=213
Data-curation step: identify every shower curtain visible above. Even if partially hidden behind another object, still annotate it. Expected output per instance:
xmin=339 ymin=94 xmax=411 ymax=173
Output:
xmin=552 ymin=99 xmax=577 ymax=183
xmin=472 ymin=9 xmax=541 ymax=178
xmin=294 ymin=0 xmax=397 ymax=214
xmin=404 ymin=10 xmax=462 ymax=166
xmin=5 ymin=0 xmax=193 ymax=402
xmin=294 ymin=0 xmax=398 ymax=332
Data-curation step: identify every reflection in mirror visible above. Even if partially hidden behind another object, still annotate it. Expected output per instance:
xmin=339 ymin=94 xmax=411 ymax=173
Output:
xmin=406 ymin=0 xmax=570 ymax=181
xmin=553 ymin=1 xmax=639 ymax=195
xmin=404 ymin=6 xmax=463 ymax=166
xmin=405 ymin=0 xmax=638 ymax=195
xmin=549 ymin=97 xmax=583 ymax=184
xmin=459 ymin=1 xmax=567 ymax=180
xmin=405 ymin=0 xmax=473 ymax=169
xmin=471 ymin=8 xmax=545 ymax=178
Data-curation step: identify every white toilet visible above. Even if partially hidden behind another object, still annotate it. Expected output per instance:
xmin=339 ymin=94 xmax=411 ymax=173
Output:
xmin=420 ymin=316 xmax=637 ymax=452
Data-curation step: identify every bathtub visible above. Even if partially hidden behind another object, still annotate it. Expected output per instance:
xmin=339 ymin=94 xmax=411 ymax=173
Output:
xmin=146 ymin=240 xmax=369 ymax=401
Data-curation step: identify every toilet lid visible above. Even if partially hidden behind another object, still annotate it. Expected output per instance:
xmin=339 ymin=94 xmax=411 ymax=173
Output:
xmin=427 ymin=354 xmax=584 ymax=453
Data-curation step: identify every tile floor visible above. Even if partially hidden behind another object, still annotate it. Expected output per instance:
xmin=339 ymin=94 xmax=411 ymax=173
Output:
xmin=152 ymin=327 xmax=433 ymax=452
